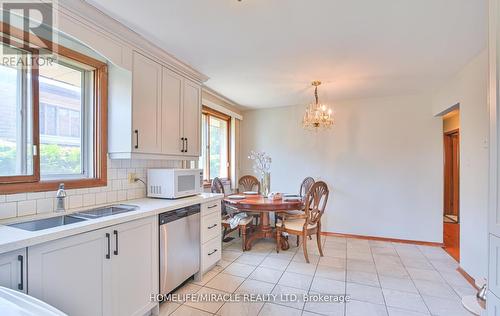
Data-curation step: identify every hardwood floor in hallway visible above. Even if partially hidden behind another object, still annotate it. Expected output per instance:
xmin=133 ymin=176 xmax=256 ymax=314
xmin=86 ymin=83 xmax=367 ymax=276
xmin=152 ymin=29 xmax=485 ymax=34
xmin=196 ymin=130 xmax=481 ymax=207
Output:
xmin=443 ymin=222 xmax=460 ymax=262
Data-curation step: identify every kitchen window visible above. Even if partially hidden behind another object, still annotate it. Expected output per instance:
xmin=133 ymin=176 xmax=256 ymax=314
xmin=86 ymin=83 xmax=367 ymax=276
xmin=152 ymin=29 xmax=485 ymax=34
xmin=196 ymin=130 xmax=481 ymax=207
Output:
xmin=199 ymin=107 xmax=230 ymax=183
xmin=0 ymin=28 xmax=108 ymax=193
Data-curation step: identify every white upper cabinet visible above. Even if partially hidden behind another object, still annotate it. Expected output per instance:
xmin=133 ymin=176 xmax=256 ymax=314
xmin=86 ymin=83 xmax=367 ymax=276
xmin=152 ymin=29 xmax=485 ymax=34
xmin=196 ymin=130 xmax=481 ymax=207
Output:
xmin=132 ymin=52 xmax=163 ymax=154
xmin=182 ymin=79 xmax=201 ymax=157
xmin=161 ymin=68 xmax=183 ymax=155
xmin=109 ymin=51 xmax=201 ymax=160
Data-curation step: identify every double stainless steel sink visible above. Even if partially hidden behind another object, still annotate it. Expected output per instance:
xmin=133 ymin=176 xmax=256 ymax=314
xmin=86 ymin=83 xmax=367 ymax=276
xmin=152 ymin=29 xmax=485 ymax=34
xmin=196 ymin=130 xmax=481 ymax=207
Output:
xmin=8 ymin=204 xmax=138 ymax=232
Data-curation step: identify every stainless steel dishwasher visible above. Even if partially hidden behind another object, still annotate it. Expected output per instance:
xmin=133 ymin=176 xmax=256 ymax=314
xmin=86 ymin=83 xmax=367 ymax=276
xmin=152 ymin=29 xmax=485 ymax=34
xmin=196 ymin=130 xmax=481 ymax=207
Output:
xmin=159 ymin=204 xmax=200 ymax=294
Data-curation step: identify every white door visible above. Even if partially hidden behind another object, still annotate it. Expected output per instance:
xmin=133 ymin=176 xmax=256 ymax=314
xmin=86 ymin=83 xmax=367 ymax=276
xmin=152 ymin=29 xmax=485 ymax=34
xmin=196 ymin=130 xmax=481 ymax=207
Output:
xmin=132 ymin=51 xmax=162 ymax=154
xmin=28 ymin=228 xmax=111 ymax=316
xmin=489 ymin=0 xmax=500 ymax=312
xmin=110 ymin=216 xmax=158 ymax=316
xmin=182 ymin=79 xmax=201 ymax=157
xmin=161 ymin=67 xmax=183 ymax=155
xmin=0 ymin=249 xmax=26 ymax=293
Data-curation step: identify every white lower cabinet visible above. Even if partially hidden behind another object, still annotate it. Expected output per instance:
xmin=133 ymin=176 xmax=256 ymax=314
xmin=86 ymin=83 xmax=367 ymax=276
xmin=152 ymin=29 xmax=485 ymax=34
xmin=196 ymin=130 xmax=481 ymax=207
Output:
xmin=28 ymin=216 xmax=158 ymax=316
xmin=200 ymin=201 xmax=222 ymax=274
xmin=0 ymin=248 xmax=27 ymax=293
xmin=110 ymin=217 xmax=158 ymax=316
xmin=489 ymin=291 xmax=500 ymax=316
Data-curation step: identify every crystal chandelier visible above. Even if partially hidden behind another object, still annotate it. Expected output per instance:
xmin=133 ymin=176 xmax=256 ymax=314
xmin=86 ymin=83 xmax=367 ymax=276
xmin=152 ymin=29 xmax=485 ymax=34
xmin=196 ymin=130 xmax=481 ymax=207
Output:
xmin=302 ymin=81 xmax=334 ymax=130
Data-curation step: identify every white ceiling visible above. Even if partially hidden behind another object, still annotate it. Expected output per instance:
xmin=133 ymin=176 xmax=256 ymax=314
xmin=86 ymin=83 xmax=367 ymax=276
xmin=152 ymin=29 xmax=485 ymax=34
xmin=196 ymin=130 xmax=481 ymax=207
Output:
xmin=87 ymin=0 xmax=487 ymax=109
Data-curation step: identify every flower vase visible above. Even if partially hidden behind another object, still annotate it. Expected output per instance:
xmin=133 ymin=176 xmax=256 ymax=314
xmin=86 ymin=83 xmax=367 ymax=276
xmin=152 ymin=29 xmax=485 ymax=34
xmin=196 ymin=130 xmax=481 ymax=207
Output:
xmin=261 ymin=172 xmax=271 ymax=197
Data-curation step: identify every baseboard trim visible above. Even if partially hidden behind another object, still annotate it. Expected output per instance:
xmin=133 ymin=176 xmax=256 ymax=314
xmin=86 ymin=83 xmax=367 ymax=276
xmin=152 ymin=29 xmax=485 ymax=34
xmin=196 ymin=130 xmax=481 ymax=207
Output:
xmin=321 ymin=232 xmax=444 ymax=247
xmin=457 ymin=267 xmax=478 ymax=289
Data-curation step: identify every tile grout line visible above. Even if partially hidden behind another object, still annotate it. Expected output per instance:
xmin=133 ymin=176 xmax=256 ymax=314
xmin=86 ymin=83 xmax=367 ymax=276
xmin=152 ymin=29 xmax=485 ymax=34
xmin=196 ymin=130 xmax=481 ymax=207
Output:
xmin=422 ymin=246 xmax=469 ymax=300
xmin=369 ymin=241 xmax=390 ymax=316
xmin=393 ymin=244 xmax=433 ymax=315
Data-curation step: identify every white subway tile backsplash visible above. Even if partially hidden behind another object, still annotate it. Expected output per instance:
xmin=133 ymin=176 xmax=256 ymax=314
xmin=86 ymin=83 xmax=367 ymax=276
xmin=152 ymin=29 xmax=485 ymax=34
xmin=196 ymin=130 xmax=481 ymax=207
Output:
xmin=36 ymin=198 xmax=53 ymax=214
xmin=1 ymin=158 xmax=179 ymax=220
xmin=0 ymin=202 xmax=17 ymax=219
xmin=27 ymin=192 xmax=45 ymax=200
xmin=83 ymin=194 xmax=96 ymax=207
xmin=95 ymin=192 xmax=107 ymax=205
xmin=17 ymin=200 xmax=36 ymax=217
xmin=117 ymin=190 xmax=127 ymax=201
xmin=112 ymin=180 xmax=122 ymax=190
xmin=69 ymin=195 xmax=83 ymax=209
xmin=6 ymin=193 xmax=27 ymax=202
xmin=106 ymin=191 xmax=117 ymax=203
xmin=116 ymin=168 xmax=127 ymax=179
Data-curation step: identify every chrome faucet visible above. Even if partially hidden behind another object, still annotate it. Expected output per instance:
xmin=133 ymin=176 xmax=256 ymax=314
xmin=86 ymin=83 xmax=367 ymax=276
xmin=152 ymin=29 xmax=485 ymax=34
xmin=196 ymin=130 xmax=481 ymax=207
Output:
xmin=55 ymin=183 xmax=67 ymax=212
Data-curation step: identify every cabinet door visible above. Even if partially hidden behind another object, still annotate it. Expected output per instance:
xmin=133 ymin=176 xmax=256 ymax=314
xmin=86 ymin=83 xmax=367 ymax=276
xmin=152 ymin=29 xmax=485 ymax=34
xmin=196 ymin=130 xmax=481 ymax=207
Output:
xmin=28 ymin=228 xmax=111 ymax=316
xmin=0 ymin=249 xmax=26 ymax=293
xmin=161 ymin=67 xmax=183 ymax=155
xmin=182 ymin=79 xmax=201 ymax=157
xmin=132 ymin=51 xmax=162 ymax=154
xmin=110 ymin=216 xmax=158 ymax=316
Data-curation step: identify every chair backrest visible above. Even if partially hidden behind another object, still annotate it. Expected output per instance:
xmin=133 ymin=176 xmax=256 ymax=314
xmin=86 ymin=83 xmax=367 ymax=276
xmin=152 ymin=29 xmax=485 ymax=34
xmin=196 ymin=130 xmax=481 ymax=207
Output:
xmin=299 ymin=177 xmax=315 ymax=197
xmin=303 ymin=181 xmax=329 ymax=226
xmin=238 ymin=175 xmax=260 ymax=192
xmin=211 ymin=177 xmax=225 ymax=195
xmin=211 ymin=177 xmax=227 ymax=215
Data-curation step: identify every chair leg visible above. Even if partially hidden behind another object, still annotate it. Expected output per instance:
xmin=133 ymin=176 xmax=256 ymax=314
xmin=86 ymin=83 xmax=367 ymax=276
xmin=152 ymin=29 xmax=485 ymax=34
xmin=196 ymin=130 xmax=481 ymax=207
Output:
xmin=241 ymin=225 xmax=247 ymax=251
xmin=222 ymin=226 xmax=228 ymax=241
xmin=296 ymin=235 xmax=300 ymax=247
xmin=316 ymin=229 xmax=323 ymax=257
xmin=276 ymin=229 xmax=281 ymax=253
xmin=302 ymin=232 xmax=310 ymax=263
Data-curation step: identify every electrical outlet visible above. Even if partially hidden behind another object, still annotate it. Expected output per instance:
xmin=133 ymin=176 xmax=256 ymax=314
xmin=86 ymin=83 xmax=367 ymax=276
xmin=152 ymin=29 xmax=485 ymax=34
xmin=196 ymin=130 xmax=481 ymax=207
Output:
xmin=128 ymin=173 xmax=137 ymax=183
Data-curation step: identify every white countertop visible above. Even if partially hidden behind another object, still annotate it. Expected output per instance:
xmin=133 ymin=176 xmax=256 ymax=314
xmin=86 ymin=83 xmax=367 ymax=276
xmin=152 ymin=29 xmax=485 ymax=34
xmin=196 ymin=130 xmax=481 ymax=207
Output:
xmin=0 ymin=193 xmax=223 ymax=254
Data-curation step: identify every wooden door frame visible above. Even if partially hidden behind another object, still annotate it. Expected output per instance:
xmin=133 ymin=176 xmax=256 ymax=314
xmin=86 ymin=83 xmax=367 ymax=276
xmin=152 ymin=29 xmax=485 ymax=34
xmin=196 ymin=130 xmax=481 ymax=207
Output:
xmin=443 ymin=128 xmax=460 ymax=221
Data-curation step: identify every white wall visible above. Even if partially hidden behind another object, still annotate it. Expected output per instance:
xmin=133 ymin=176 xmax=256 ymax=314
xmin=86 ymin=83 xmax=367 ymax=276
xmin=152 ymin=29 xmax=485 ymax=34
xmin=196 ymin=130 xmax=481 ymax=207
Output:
xmin=240 ymin=94 xmax=443 ymax=242
xmin=432 ymin=49 xmax=489 ymax=283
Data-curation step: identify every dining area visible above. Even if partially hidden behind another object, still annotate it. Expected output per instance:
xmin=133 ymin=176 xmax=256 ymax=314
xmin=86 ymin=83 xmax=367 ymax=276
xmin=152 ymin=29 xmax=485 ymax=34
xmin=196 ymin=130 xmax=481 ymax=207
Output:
xmin=211 ymin=172 xmax=330 ymax=264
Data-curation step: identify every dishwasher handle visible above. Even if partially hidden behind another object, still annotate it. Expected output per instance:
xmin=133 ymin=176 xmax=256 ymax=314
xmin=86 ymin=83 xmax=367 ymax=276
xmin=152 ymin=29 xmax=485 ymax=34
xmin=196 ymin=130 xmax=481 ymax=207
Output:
xmin=159 ymin=204 xmax=201 ymax=225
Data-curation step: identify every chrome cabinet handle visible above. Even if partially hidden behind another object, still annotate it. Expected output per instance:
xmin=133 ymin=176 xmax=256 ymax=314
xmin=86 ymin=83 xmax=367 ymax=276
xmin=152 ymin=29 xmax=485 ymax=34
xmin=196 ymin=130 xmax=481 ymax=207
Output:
xmin=106 ymin=233 xmax=111 ymax=259
xmin=113 ymin=230 xmax=119 ymax=256
xmin=134 ymin=130 xmax=139 ymax=149
xmin=17 ymin=255 xmax=23 ymax=291
xmin=208 ymin=249 xmax=218 ymax=256
xmin=208 ymin=224 xmax=217 ymax=229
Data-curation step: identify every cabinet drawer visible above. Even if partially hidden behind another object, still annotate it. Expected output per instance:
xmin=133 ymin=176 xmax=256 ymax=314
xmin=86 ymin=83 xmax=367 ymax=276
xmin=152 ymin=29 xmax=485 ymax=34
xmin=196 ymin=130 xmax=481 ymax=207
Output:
xmin=202 ymin=212 xmax=221 ymax=243
xmin=202 ymin=200 xmax=221 ymax=216
xmin=201 ymin=236 xmax=221 ymax=272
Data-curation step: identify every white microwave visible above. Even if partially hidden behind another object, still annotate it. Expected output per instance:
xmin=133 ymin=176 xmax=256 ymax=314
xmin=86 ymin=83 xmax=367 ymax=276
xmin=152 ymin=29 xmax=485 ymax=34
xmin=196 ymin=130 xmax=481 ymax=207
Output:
xmin=147 ymin=169 xmax=203 ymax=199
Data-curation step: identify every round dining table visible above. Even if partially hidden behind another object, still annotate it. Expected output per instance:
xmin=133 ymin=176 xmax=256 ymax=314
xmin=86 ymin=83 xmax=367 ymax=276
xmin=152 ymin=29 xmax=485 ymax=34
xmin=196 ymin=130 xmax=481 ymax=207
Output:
xmin=223 ymin=194 xmax=304 ymax=251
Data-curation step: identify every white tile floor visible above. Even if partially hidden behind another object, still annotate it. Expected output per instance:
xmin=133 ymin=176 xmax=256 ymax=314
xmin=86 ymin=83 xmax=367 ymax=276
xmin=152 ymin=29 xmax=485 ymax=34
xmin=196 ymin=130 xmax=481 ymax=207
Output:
xmin=160 ymin=233 xmax=475 ymax=316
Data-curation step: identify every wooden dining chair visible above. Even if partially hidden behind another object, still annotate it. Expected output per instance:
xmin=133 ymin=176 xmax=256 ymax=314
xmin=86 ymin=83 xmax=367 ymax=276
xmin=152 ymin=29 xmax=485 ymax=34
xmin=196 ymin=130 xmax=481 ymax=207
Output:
xmin=238 ymin=175 xmax=261 ymax=225
xmin=275 ymin=176 xmax=315 ymax=244
xmin=212 ymin=177 xmax=255 ymax=249
xmin=276 ymin=181 xmax=329 ymax=263
xmin=238 ymin=175 xmax=260 ymax=193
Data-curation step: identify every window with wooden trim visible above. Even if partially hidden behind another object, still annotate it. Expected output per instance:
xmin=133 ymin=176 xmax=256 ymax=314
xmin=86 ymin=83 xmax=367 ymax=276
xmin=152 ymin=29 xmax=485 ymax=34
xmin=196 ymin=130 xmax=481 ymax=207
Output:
xmin=0 ymin=27 xmax=108 ymax=194
xmin=199 ymin=106 xmax=230 ymax=182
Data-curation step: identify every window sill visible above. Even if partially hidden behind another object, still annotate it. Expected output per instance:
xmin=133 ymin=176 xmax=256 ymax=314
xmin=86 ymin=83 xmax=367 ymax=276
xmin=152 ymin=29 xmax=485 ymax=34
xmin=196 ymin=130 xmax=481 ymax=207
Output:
xmin=0 ymin=178 xmax=107 ymax=194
